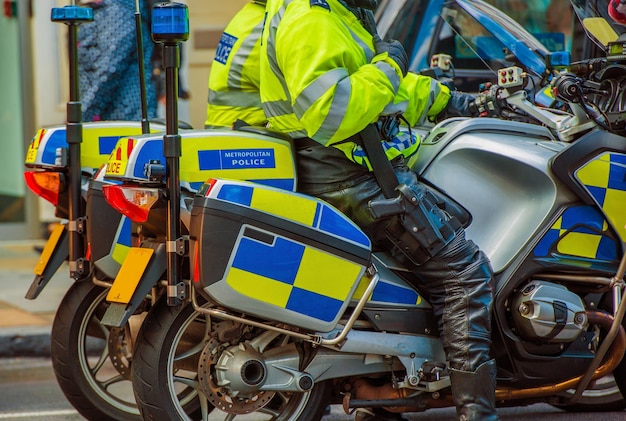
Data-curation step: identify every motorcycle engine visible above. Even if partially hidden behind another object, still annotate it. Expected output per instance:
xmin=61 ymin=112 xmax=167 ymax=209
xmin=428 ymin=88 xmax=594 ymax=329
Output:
xmin=511 ymin=280 xmax=588 ymax=343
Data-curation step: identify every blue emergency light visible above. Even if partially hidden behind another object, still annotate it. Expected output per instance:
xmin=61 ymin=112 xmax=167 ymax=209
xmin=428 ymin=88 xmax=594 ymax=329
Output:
xmin=51 ymin=5 xmax=93 ymax=23
xmin=547 ymin=51 xmax=571 ymax=70
xmin=151 ymin=2 xmax=189 ymax=44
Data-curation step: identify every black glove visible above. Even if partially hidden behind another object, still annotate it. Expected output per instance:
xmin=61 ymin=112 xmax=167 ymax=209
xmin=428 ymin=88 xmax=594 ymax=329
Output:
xmin=471 ymin=84 xmax=505 ymax=118
xmin=357 ymin=8 xmax=378 ymax=36
xmin=434 ymin=90 xmax=477 ymax=122
xmin=373 ymin=35 xmax=409 ymax=77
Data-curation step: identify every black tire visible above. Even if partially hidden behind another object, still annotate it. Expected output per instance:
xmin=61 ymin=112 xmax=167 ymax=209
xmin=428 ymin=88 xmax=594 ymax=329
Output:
xmin=51 ymin=280 xmax=140 ymax=421
xmin=132 ymin=297 xmax=331 ymax=420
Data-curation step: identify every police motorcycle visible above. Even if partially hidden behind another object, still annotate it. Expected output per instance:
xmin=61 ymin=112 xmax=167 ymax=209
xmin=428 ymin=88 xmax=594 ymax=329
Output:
xmin=98 ymin=2 xmax=626 ymax=420
xmin=22 ymin=2 xmax=170 ymax=419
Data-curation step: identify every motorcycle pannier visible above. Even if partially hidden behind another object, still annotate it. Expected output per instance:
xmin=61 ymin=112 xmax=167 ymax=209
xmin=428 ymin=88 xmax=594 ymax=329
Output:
xmin=190 ymin=179 xmax=372 ymax=333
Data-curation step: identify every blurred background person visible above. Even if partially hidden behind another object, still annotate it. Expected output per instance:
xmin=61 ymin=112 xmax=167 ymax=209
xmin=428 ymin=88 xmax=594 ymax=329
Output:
xmin=77 ymin=0 xmax=157 ymax=121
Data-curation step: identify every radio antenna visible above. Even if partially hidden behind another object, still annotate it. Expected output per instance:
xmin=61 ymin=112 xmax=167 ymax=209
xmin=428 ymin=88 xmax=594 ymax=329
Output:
xmin=135 ymin=0 xmax=151 ymax=134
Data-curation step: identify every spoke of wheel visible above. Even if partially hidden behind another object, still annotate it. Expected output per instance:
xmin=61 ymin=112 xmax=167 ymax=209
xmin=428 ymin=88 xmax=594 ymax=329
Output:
xmin=94 ymin=313 xmax=110 ymax=338
xmin=259 ymin=405 xmax=281 ymax=417
xmin=224 ymin=413 xmax=236 ymax=421
xmin=100 ymin=373 xmax=128 ymax=390
xmin=259 ymin=391 xmax=290 ymax=417
xmin=174 ymin=342 xmax=204 ymax=362
xmin=88 ymin=339 xmax=110 ymax=375
xmin=173 ymin=374 xmax=200 ymax=390
xmin=85 ymin=311 xmax=111 ymax=375
xmin=199 ymin=396 xmax=211 ymax=421
xmin=172 ymin=373 xmax=207 ymax=415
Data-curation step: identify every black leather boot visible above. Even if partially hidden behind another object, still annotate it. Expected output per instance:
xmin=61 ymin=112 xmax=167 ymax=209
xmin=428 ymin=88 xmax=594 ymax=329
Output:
xmin=450 ymin=359 xmax=500 ymax=421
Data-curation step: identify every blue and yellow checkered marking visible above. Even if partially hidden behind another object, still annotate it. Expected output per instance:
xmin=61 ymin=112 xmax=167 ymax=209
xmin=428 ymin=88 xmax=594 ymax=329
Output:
xmin=534 ymin=205 xmax=618 ymax=262
xmin=111 ymin=216 xmax=133 ymax=265
xmin=226 ymin=232 xmax=363 ymax=322
xmin=99 ymin=136 xmax=124 ymax=157
xmin=215 ymin=183 xmax=371 ymax=248
xmin=352 ymin=277 xmax=423 ymax=306
xmin=576 ymin=152 xmax=626 ymax=244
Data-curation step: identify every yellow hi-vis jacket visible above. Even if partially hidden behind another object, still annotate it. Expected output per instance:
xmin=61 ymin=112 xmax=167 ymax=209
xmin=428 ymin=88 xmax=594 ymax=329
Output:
xmin=260 ymin=0 xmax=451 ymax=167
xmin=205 ymin=2 xmax=267 ymax=128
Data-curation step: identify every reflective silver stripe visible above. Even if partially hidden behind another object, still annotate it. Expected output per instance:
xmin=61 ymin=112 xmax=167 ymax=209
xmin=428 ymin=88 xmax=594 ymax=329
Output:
xmin=313 ymin=77 xmax=351 ymax=140
xmin=375 ymin=60 xmax=401 ymax=92
xmin=285 ymin=128 xmax=309 ymax=138
xmin=293 ymin=68 xmax=347 ymax=117
xmin=209 ymin=89 xmax=262 ymax=108
xmin=415 ymin=78 xmax=443 ymax=125
xmin=263 ymin=99 xmax=293 ymax=118
xmin=303 ymin=22 xmax=374 ymax=140
xmin=227 ymin=20 xmax=264 ymax=90
xmin=381 ymin=99 xmax=408 ymax=115
xmin=264 ymin=3 xmax=293 ymax=116
xmin=343 ymin=23 xmax=374 ymax=62
xmin=427 ymin=78 xmax=442 ymax=109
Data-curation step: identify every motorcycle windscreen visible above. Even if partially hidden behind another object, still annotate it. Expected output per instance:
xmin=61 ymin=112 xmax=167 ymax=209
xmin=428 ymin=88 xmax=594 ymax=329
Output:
xmin=190 ymin=179 xmax=372 ymax=333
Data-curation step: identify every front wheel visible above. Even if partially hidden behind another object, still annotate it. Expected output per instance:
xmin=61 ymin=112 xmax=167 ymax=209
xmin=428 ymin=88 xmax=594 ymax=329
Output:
xmin=553 ymin=374 xmax=625 ymax=412
xmin=51 ymin=280 xmax=140 ymax=420
xmin=131 ymin=297 xmax=331 ymax=420
xmin=611 ymin=317 xmax=626 ymax=410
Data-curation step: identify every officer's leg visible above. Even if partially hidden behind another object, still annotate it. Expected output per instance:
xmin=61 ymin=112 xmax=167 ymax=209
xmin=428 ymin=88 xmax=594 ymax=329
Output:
xmin=414 ymin=229 xmax=499 ymax=421
xmin=316 ymin=171 xmax=499 ymax=420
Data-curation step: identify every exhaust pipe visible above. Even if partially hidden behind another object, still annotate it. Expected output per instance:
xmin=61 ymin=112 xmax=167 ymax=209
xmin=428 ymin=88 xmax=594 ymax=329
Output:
xmin=344 ymin=310 xmax=625 ymax=411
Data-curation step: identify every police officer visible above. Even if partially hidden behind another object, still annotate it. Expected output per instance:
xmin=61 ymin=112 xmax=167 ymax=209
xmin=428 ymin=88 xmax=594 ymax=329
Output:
xmin=259 ymin=1 xmax=499 ymax=420
xmin=205 ymin=1 xmax=267 ymax=128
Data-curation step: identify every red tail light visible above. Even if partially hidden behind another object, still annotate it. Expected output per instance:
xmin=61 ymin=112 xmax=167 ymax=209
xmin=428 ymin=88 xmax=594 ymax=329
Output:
xmin=200 ymin=178 xmax=219 ymax=197
xmin=193 ymin=242 xmax=200 ymax=283
xmin=102 ymin=185 xmax=161 ymax=223
xmin=24 ymin=171 xmax=63 ymax=206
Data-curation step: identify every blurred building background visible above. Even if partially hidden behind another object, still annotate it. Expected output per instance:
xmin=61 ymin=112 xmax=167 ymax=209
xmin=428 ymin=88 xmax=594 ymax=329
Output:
xmin=0 ymin=0 xmax=248 ymax=241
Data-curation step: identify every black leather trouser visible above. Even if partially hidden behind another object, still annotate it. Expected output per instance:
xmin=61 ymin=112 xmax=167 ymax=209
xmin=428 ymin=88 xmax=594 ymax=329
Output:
xmin=313 ymin=166 xmax=495 ymax=372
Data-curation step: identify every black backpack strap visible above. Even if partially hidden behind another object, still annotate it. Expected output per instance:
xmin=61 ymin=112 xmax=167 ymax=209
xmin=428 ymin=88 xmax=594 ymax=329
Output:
xmin=356 ymin=123 xmax=399 ymax=198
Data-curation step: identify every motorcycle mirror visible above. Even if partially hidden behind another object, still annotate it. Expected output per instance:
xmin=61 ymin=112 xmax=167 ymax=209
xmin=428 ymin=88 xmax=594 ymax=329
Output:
xmin=582 ymin=17 xmax=619 ymax=46
xmin=609 ymin=0 xmax=626 ymax=25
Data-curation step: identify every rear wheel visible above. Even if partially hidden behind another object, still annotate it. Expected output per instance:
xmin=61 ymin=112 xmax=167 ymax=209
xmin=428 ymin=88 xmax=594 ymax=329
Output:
xmin=131 ymin=297 xmax=331 ymax=420
xmin=51 ymin=280 xmax=140 ymax=420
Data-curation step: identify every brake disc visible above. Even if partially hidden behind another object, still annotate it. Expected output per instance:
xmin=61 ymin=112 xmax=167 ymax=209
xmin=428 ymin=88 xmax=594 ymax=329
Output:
xmin=197 ymin=338 xmax=275 ymax=414
xmin=107 ymin=326 xmax=132 ymax=380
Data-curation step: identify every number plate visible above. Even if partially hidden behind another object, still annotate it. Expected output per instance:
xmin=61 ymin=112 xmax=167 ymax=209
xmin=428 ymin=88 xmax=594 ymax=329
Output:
xmin=34 ymin=223 xmax=66 ymax=276
xmin=106 ymin=247 xmax=154 ymax=304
